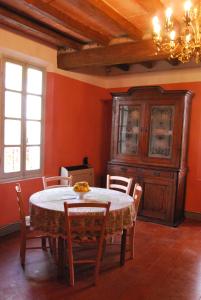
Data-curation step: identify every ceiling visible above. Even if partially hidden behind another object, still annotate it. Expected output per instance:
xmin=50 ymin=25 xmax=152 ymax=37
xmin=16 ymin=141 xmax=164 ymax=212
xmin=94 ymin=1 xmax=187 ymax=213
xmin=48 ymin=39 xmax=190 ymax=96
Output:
xmin=0 ymin=0 xmax=192 ymax=74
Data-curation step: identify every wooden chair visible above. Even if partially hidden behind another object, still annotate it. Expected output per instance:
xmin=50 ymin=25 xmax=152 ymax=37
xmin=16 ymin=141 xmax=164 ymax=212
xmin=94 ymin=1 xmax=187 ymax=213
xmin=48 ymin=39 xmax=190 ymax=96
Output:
xmin=42 ymin=175 xmax=72 ymax=189
xmin=42 ymin=176 xmax=72 ymax=259
xmin=15 ymin=183 xmax=49 ymax=267
xmin=64 ymin=201 xmax=111 ymax=286
xmin=124 ymin=183 xmax=143 ymax=260
xmin=106 ymin=174 xmax=133 ymax=195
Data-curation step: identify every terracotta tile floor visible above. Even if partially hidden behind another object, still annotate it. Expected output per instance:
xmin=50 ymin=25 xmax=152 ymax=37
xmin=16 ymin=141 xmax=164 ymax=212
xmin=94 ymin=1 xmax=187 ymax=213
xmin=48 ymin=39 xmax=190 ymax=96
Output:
xmin=0 ymin=219 xmax=201 ymax=300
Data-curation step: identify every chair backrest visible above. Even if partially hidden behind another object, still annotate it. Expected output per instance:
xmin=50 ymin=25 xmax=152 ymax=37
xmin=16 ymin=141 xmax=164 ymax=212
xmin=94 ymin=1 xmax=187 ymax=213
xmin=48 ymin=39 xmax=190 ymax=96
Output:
xmin=64 ymin=201 xmax=111 ymax=244
xmin=106 ymin=174 xmax=133 ymax=195
xmin=42 ymin=175 xmax=72 ymax=189
xmin=133 ymin=183 xmax=143 ymax=220
xmin=15 ymin=183 xmax=26 ymax=225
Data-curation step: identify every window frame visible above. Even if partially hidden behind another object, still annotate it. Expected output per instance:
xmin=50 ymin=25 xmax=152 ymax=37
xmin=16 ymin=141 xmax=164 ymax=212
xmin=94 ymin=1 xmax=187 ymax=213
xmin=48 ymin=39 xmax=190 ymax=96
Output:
xmin=0 ymin=57 xmax=46 ymax=182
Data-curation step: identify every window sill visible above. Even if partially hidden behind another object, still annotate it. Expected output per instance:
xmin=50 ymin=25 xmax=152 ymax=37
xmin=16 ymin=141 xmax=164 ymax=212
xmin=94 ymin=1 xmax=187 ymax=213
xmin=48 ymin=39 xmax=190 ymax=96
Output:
xmin=0 ymin=174 xmax=43 ymax=184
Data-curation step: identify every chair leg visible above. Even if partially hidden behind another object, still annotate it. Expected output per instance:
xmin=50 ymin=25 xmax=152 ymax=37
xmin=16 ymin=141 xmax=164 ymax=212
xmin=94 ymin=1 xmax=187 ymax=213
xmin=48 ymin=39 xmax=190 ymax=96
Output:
xmin=94 ymin=238 xmax=105 ymax=285
xmin=129 ymin=223 xmax=135 ymax=259
xmin=101 ymin=239 xmax=106 ymax=261
xmin=57 ymin=237 xmax=65 ymax=279
xmin=67 ymin=245 xmax=74 ymax=286
xmin=48 ymin=237 xmax=58 ymax=263
xmin=48 ymin=237 xmax=53 ymax=254
xmin=94 ymin=261 xmax=100 ymax=286
xmin=52 ymin=238 xmax=58 ymax=263
xmin=120 ymin=229 xmax=127 ymax=266
xmin=20 ymin=236 xmax=26 ymax=268
xmin=41 ymin=237 xmax=47 ymax=251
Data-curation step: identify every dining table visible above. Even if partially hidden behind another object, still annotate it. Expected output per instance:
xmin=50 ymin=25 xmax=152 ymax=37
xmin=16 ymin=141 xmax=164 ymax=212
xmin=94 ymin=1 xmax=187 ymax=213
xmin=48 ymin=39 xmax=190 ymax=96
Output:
xmin=29 ymin=187 xmax=135 ymax=274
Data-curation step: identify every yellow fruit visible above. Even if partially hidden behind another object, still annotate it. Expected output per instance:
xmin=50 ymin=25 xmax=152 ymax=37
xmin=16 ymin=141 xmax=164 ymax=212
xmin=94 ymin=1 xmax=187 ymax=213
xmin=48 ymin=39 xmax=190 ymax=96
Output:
xmin=73 ymin=181 xmax=90 ymax=192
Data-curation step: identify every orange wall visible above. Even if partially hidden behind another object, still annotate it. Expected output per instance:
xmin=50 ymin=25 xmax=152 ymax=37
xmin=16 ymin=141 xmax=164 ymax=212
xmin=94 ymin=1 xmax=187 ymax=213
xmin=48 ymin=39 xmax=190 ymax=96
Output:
xmin=109 ymin=82 xmax=201 ymax=214
xmin=1 ymin=75 xmax=201 ymax=228
xmin=44 ymin=72 xmax=111 ymax=180
xmin=0 ymin=73 xmax=111 ymax=227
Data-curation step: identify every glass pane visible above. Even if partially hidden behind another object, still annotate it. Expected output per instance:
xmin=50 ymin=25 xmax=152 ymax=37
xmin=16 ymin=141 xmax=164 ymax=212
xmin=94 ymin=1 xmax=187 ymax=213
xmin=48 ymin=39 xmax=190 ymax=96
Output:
xmin=5 ymin=62 xmax=22 ymax=91
xmin=27 ymin=68 xmax=42 ymax=95
xmin=149 ymin=106 xmax=174 ymax=158
xmin=4 ymin=120 xmax=21 ymax=145
xmin=26 ymin=146 xmax=40 ymax=170
xmin=26 ymin=95 xmax=41 ymax=120
xmin=118 ymin=105 xmax=140 ymax=155
xmin=26 ymin=121 xmax=41 ymax=145
xmin=5 ymin=91 xmax=21 ymax=118
xmin=4 ymin=147 xmax=20 ymax=173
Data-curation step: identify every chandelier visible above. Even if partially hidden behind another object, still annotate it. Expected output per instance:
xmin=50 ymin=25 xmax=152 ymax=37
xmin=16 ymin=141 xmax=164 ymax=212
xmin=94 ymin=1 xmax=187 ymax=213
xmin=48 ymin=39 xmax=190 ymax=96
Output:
xmin=152 ymin=1 xmax=201 ymax=63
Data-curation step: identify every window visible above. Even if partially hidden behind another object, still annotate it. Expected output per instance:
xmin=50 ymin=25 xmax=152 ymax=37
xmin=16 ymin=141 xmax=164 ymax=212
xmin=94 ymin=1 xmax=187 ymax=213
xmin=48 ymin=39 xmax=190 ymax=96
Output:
xmin=0 ymin=59 xmax=45 ymax=180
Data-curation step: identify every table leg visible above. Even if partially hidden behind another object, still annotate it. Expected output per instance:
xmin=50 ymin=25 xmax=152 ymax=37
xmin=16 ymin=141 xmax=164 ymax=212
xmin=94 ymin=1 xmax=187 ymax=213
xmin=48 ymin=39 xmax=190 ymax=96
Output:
xmin=120 ymin=229 xmax=127 ymax=266
xmin=57 ymin=237 xmax=65 ymax=279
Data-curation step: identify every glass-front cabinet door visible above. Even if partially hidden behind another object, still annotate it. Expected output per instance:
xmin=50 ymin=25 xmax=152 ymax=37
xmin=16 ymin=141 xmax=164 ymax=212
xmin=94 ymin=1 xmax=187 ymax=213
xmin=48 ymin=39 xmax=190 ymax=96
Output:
xmin=143 ymin=101 xmax=182 ymax=167
xmin=111 ymin=101 xmax=144 ymax=163
xmin=111 ymin=92 xmax=184 ymax=168
xmin=148 ymin=105 xmax=174 ymax=159
xmin=118 ymin=105 xmax=140 ymax=155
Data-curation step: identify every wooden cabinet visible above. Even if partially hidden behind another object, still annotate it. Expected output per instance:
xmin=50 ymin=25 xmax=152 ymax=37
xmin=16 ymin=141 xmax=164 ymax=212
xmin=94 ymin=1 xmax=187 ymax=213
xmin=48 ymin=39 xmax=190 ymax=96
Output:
xmin=107 ymin=86 xmax=193 ymax=226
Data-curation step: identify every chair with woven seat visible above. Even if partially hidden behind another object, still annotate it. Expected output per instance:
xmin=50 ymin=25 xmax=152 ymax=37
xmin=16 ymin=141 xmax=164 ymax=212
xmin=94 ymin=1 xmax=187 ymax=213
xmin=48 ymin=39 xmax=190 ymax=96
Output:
xmin=106 ymin=174 xmax=133 ymax=195
xmin=122 ymin=183 xmax=142 ymax=261
xmin=42 ymin=175 xmax=72 ymax=189
xmin=63 ymin=201 xmax=111 ymax=286
xmin=15 ymin=183 xmax=49 ymax=267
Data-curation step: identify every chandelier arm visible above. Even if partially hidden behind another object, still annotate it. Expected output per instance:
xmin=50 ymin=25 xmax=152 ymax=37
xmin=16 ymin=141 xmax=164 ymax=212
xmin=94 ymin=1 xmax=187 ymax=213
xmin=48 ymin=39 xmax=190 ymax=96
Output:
xmin=152 ymin=1 xmax=201 ymax=63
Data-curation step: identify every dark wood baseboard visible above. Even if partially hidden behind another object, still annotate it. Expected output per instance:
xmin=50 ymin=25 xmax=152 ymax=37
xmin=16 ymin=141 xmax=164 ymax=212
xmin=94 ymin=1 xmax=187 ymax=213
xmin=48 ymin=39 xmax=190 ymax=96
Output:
xmin=185 ymin=211 xmax=201 ymax=221
xmin=0 ymin=222 xmax=20 ymax=237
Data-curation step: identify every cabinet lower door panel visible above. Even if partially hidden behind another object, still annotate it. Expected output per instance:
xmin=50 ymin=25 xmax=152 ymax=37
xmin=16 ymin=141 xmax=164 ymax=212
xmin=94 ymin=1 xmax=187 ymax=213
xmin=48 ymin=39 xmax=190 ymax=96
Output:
xmin=140 ymin=179 xmax=175 ymax=224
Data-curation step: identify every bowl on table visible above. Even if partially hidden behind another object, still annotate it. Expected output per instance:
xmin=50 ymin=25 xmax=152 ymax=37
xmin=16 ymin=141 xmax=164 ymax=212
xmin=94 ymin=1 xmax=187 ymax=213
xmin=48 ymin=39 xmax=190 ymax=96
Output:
xmin=74 ymin=191 xmax=90 ymax=200
xmin=73 ymin=181 xmax=90 ymax=200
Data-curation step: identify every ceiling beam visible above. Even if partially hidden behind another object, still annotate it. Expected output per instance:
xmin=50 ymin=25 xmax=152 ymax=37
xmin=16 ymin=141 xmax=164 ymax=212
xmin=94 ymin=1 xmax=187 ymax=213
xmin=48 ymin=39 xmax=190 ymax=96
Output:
xmin=137 ymin=0 xmax=179 ymax=28
xmin=0 ymin=5 xmax=81 ymax=50
xmin=166 ymin=58 xmax=181 ymax=66
xmin=57 ymin=40 xmax=167 ymax=70
xmin=135 ymin=0 xmax=164 ymax=14
xmin=85 ymin=0 xmax=142 ymax=40
xmin=115 ymin=64 xmax=130 ymax=71
xmin=22 ymin=0 xmax=111 ymax=45
xmin=141 ymin=61 xmax=157 ymax=69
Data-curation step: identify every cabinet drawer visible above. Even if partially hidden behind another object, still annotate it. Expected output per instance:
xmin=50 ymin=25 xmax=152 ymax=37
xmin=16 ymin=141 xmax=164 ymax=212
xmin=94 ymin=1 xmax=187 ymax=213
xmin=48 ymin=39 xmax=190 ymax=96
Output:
xmin=142 ymin=169 xmax=174 ymax=179
xmin=108 ymin=164 xmax=137 ymax=176
xmin=108 ymin=164 xmax=175 ymax=179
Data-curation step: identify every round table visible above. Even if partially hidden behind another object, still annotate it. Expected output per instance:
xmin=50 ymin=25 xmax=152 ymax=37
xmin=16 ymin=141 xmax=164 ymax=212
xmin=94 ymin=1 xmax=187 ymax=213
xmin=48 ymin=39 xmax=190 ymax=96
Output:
xmin=30 ymin=187 xmax=135 ymax=237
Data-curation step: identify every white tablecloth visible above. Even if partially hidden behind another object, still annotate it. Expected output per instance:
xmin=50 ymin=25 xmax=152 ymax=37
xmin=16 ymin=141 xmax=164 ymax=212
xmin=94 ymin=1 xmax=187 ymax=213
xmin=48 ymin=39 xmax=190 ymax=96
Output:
xmin=30 ymin=187 xmax=135 ymax=236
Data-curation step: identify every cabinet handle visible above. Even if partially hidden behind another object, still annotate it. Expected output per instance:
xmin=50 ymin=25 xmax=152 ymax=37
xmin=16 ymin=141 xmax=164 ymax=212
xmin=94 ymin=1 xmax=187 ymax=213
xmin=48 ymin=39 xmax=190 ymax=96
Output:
xmin=120 ymin=167 xmax=128 ymax=172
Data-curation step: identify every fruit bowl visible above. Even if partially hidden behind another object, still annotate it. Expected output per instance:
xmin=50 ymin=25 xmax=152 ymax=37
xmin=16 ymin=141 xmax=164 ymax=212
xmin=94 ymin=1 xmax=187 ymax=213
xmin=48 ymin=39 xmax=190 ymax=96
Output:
xmin=73 ymin=181 xmax=90 ymax=200
xmin=74 ymin=191 xmax=90 ymax=200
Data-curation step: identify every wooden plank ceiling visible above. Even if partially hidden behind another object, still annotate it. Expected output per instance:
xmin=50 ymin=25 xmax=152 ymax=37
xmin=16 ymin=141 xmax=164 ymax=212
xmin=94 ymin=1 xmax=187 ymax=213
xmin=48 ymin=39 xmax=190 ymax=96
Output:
xmin=0 ymin=0 xmax=170 ymax=72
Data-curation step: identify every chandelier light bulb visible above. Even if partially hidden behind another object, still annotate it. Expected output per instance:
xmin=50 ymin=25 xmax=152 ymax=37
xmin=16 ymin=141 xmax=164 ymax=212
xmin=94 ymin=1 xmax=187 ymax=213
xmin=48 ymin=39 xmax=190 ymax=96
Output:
xmin=152 ymin=16 xmax=159 ymax=26
xmin=184 ymin=1 xmax=192 ymax=12
xmin=152 ymin=16 xmax=161 ymax=35
xmin=186 ymin=34 xmax=191 ymax=42
xmin=170 ymin=30 xmax=176 ymax=41
xmin=166 ymin=7 xmax=172 ymax=19
xmin=155 ymin=24 xmax=161 ymax=35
